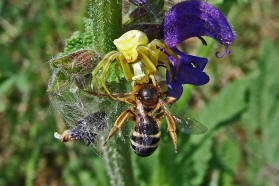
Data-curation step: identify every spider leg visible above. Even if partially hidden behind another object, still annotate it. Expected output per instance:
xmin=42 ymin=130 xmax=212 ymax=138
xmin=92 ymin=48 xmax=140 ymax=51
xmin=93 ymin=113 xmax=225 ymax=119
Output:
xmin=83 ymin=89 xmax=135 ymax=105
xmin=99 ymin=52 xmax=122 ymax=100
xmin=115 ymin=62 xmax=120 ymax=81
xmin=149 ymin=39 xmax=179 ymax=77
xmin=104 ymin=108 xmax=135 ymax=146
xmin=158 ymin=52 xmax=173 ymax=83
xmin=137 ymin=46 xmax=158 ymax=67
xmin=149 ymin=74 xmax=157 ymax=86
xmin=137 ymin=51 xmax=157 ymax=75
xmin=92 ymin=51 xmax=118 ymax=93
xmin=118 ymin=54 xmax=133 ymax=81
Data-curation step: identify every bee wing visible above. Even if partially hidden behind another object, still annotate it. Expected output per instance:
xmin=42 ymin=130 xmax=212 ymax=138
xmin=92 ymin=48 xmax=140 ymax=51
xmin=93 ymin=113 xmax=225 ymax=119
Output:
xmin=164 ymin=105 xmax=208 ymax=135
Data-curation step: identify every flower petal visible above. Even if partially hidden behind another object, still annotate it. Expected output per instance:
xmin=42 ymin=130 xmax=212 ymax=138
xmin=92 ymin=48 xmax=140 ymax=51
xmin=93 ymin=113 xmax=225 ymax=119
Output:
xmin=159 ymin=0 xmax=234 ymax=48
xmin=167 ymin=80 xmax=183 ymax=99
xmin=177 ymin=64 xmax=209 ymax=85
xmin=166 ymin=49 xmax=209 ymax=92
xmin=167 ymin=62 xmax=209 ymax=86
xmin=172 ymin=48 xmax=208 ymax=71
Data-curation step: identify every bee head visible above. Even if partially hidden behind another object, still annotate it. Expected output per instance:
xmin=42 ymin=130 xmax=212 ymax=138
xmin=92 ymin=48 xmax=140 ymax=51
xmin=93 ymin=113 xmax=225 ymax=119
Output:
xmin=138 ymin=85 xmax=158 ymax=103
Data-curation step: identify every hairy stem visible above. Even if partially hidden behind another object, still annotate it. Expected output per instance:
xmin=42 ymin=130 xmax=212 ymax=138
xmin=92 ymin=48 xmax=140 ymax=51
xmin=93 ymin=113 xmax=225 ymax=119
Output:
xmin=92 ymin=0 xmax=122 ymax=55
xmin=91 ymin=1 xmax=135 ymax=185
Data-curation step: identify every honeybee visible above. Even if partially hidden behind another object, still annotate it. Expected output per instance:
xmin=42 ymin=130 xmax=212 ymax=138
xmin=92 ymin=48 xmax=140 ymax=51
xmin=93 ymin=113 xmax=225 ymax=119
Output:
xmin=83 ymin=82 xmax=207 ymax=157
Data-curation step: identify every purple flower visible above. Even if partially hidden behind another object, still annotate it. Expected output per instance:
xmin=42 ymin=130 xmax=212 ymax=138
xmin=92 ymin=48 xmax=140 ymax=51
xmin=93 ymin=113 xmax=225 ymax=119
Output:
xmin=159 ymin=0 xmax=234 ymax=99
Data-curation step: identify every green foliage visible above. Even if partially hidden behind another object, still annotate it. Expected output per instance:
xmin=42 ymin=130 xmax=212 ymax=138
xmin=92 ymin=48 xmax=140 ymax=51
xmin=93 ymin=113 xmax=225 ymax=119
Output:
xmin=241 ymin=40 xmax=279 ymax=186
xmin=63 ymin=19 xmax=95 ymax=54
xmin=217 ymin=136 xmax=241 ymax=186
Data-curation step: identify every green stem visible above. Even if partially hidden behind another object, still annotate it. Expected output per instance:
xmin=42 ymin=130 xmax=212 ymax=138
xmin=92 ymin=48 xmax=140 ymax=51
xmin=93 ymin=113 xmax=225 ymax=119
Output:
xmin=91 ymin=1 xmax=135 ymax=185
xmin=92 ymin=0 xmax=122 ymax=55
xmin=100 ymin=86 xmax=135 ymax=186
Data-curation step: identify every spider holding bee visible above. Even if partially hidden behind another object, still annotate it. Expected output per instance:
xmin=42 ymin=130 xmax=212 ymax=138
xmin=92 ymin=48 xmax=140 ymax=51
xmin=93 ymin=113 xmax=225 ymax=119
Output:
xmin=52 ymin=30 xmax=205 ymax=157
xmin=55 ymin=82 xmax=207 ymax=157
xmin=92 ymin=30 xmax=179 ymax=100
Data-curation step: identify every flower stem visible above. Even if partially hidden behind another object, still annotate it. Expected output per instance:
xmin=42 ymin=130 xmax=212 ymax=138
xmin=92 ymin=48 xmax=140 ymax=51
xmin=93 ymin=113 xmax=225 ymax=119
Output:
xmin=91 ymin=0 xmax=122 ymax=55
xmin=91 ymin=1 xmax=135 ymax=185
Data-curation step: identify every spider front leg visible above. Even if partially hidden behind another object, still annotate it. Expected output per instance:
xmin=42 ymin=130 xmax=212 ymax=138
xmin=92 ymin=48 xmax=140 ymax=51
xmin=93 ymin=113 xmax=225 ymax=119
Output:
xmin=99 ymin=52 xmax=123 ymax=100
xmin=148 ymin=39 xmax=179 ymax=77
xmin=92 ymin=51 xmax=118 ymax=93
xmin=137 ymin=46 xmax=172 ymax=84
xmin=137 ymin=46 xmax=157 ymax=74
xmin=118 ymin=54 xmax=133 ymax=81
xmin=158 ymin=52 xmax=173 ymax=83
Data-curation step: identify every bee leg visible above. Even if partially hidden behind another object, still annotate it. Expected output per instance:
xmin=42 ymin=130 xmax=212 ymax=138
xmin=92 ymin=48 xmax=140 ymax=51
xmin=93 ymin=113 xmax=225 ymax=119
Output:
xmin=104 ymin=109 xmax=134 ymax=146
xmin=154 ymin=112 xmax=165 ymax=126
xmin=165 ymin=110 xmax=177 ymax=153
xmin=164 ymin=97 xmax=176 ymax=105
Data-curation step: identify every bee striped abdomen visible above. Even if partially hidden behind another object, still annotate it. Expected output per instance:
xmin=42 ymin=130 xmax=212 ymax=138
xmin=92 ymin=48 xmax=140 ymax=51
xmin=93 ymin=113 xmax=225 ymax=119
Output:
xmin=131 ymin=116 xmax=160 ymax=157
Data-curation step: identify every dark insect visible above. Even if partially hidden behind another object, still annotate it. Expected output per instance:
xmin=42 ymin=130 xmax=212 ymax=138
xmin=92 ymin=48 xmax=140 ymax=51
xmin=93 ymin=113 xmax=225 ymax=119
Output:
xmin=54 ymin=111 xmax=107 ymax=146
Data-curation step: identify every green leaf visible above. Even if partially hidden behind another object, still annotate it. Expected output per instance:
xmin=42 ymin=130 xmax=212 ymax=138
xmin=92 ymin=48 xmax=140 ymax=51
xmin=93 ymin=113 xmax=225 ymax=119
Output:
xmin=0 ymin=77 xmax=15 ymax=96
xmin=200 ymin=77 xmax=250 ymax=130
xmin=217 ymin=136 xmax=241 ymax=186
xmin=181 ymin=75 xmax=251 ymax=185
xmin=63 ymin=19 xmax=95 ymax=54
xmin=242 ymin=40 xmax=279 ymax=185
xmin=15 ymin=74 xmax=30 ymax=93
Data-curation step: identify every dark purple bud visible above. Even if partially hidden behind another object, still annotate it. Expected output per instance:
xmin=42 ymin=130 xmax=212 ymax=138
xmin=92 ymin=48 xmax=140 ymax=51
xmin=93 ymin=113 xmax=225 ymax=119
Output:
xmin=159 ymin=1 xmax=234 ymax=49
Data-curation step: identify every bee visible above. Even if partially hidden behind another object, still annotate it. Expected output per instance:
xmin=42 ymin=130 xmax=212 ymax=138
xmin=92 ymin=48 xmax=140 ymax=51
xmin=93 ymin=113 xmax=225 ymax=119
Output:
xmin=84 ymin=82 xmax=207 ymax=157
xmin=92 ymin=30 xmax=179 ymax=100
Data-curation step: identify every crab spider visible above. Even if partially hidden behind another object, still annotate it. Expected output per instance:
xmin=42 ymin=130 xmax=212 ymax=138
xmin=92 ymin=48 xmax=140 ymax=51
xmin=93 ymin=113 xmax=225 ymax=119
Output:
xmin=92 ymin=30 xmax=179 ymax=100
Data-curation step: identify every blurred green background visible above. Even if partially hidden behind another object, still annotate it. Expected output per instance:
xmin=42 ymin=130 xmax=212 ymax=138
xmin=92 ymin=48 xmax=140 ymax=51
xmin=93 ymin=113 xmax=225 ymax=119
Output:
xmin=1 ymin=0 xmax=279 ymax=186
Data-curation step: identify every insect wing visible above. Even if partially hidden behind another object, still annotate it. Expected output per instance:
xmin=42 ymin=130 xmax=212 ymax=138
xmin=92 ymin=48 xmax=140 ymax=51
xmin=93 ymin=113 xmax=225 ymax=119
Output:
xmin=164 ymin=106 xmax=208 ymax=135
xmin=174 ymin=116 xmax=207 ymax=135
